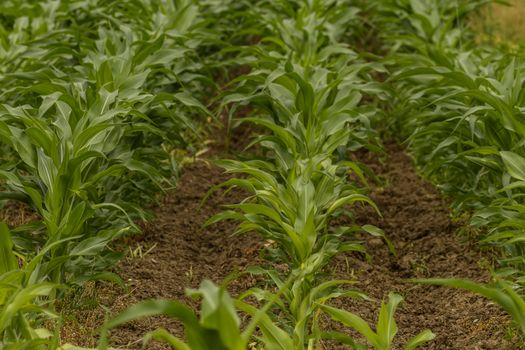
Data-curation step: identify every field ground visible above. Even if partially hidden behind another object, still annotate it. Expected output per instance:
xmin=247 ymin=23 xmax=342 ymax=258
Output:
xmin=59 ymin=136 xmax=519 ymax=349
xmin=42 ymin=3 xmax=525 ymax=341
xmin=2 ymin=1 xmax=524 ymax=349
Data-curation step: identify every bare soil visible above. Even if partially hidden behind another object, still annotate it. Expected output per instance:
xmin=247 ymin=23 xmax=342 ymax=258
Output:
xmin=55 ymin=142 xmax=522 ymax=349
xmin=59 ymin=161 xmax=264 ymax=349
xmin=328 ymin=143 xmax=522 ymax=349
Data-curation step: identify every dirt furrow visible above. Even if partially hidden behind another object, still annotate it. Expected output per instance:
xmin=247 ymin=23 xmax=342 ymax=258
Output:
xmin=329 ymin=143 xmax=519 ymax=349
xmin=61 ymin=161 xmax=263 ymax=349
xmin=60 ymin=143 xmax=519 ymax=349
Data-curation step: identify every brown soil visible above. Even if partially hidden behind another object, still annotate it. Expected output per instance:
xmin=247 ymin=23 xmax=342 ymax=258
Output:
xmin=328 ymin=143 xmax=521 ymax=349
xmin=0 ymin=200 xmax=39 ymax=226
xmin=59 ymin=143 xmax=522 ymax=349
xmin=60 ymin=161 xmax=264 ymax=349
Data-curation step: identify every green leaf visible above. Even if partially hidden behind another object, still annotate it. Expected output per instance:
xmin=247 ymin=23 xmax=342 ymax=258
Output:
xmin=102 ymin=300 xmax=199 ymax=337
xmin=144 ymin=328 xmax=190 ymax=350
xmin=319 ymin=304 xmax=379 ymax=348
xmin=188 ymin=280 xmax=242 ymax=349
xmin=376 ymin=293 xmax=402 ymax=348
xmin=500 ymin=151 xmax=525 ymax=182
xmin=404 ymin=329 xmax=436 ymax=350
xmin=0 ymin=223 xmax=18 ymax=274
xmin=235 ymin=300 xmax=293 ymax=350
xmin=0 ymin=283 xmax=57 ymax=333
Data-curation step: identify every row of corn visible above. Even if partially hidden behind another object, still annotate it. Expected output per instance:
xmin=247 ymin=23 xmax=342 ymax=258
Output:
xmin=0 ymin=0 xmax=214 ymax=348
xmin=2 ymin=0 xmax=525 ymax=349
xmin=91 ymin=1 xmax=437 ymax=349
xmin=369 ymin=0 xmax=525 ymax=336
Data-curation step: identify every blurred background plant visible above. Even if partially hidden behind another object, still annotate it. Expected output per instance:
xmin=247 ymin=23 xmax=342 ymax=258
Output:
xmin=470 ymin=0 xmax=525 ymax=47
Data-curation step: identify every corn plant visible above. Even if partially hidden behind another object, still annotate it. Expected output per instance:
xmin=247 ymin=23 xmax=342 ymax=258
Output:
xmin=320 ymin=293 xmax=435 ymax=350
xmin=247 ymin=0 xmax=364 ymax=67
xmin=96 ymin=279 xmax=284 ymax=350
xmin=213 ymin=0 xmax=388 ymax=149
xmin=0 ymin=86 xmax=148 ymax=344
xmin=238 ymin=262 xmax=370 ymax=349
xmin=0 ymin=0 xmax=215 ymax=346
xmin=376 ymin=0 xmax=525 ymax=341
xmin=388 ymin=26 xmax=525 ymax=275
xmin=375 ymin=0 xmax=498 ymax=53
xmin=0 ymin=97 xmax=126 ymax=275
xmin=0 ymin=222 xmax=59 ymax=347
xmin=206 ymin=156 xmax=384 ymax=268
xmin=235 ymin=265 xmax=434 ymax=350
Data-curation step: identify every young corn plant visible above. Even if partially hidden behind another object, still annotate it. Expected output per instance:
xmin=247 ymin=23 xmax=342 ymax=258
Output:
xmin=0 ymin=0 xmax=213 ymax=345
xmin=375 ymin=0 xmax=496 ymax=53
xmin=237 ymin=263 xmax=369 ymax=349
xmin=0 ymin=64 xmax=178 ymax=277
xmin=96 ymin=279 xmax=286 ymax=350
xmin=0 ymin=85 xmax=150 ymax=344
xmin=391 ymin=41 xmax=525 ymax=274
xmin=320 ymin=292 xmax=435 ymax=350
xmin=222 ymin=59 xmax=385 ymax=157
xmin=247 ymin=0 xmax=365 ymax=67
xmin=378 ymin=0 xmax=525 ymax=340
xmin=0 ymin=222 xmax=60 ymax=348
xmin=205 ymin=16 xmax=398 ymax=350
xmin=93 ymin=277 xmax=433 ymax=350
xmin=206 ymin=156 xmax=382 ymax=268
xmin=215 ymin=0 xmax=387 ymax=149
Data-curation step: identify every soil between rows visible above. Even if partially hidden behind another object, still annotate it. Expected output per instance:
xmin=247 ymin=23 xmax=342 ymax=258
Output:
xmin=60 ymin=143 xmax=520 ymax=350
xmin=330 ymin=143 xmax=519 ymax=349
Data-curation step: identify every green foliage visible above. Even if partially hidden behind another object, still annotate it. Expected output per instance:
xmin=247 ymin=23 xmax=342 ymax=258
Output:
xmin=96 ymin=279 xmax=429 ymax=350
xmin=376 ymin=0 xmax=525 ymax=339
xmin=98 ymin=280 xmax=282 ymax=350
xmin=206 ymin=156 xmax=381 ymax=267
xmin=0 ymin=222 xmax=60 ymax=347
xmin=201 ymin=1 xmax=411 ymax=350
xmin=10 ymin=0 xmax=520 ymax=348
xmin=382 ymin=0 xmax=525 ymax=275
xmin=320 ymin=293 xmax=435 ymax=350
xmin=0 ymin=0 xmax=215 ymax=346
xmin=239 ymin=266 xmax=369 ymax=349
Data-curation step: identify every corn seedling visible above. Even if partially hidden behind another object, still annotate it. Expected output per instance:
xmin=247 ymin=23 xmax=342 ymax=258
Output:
xmin=376 ymin=0 xmax=525 ymax=340
xmin=97 ymin=279 xmax=284 ymax=350
xmin=319 ymin=293 xmax=435 ymax=350
xmin=0 ymin=0 xmax=215 ymax=346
